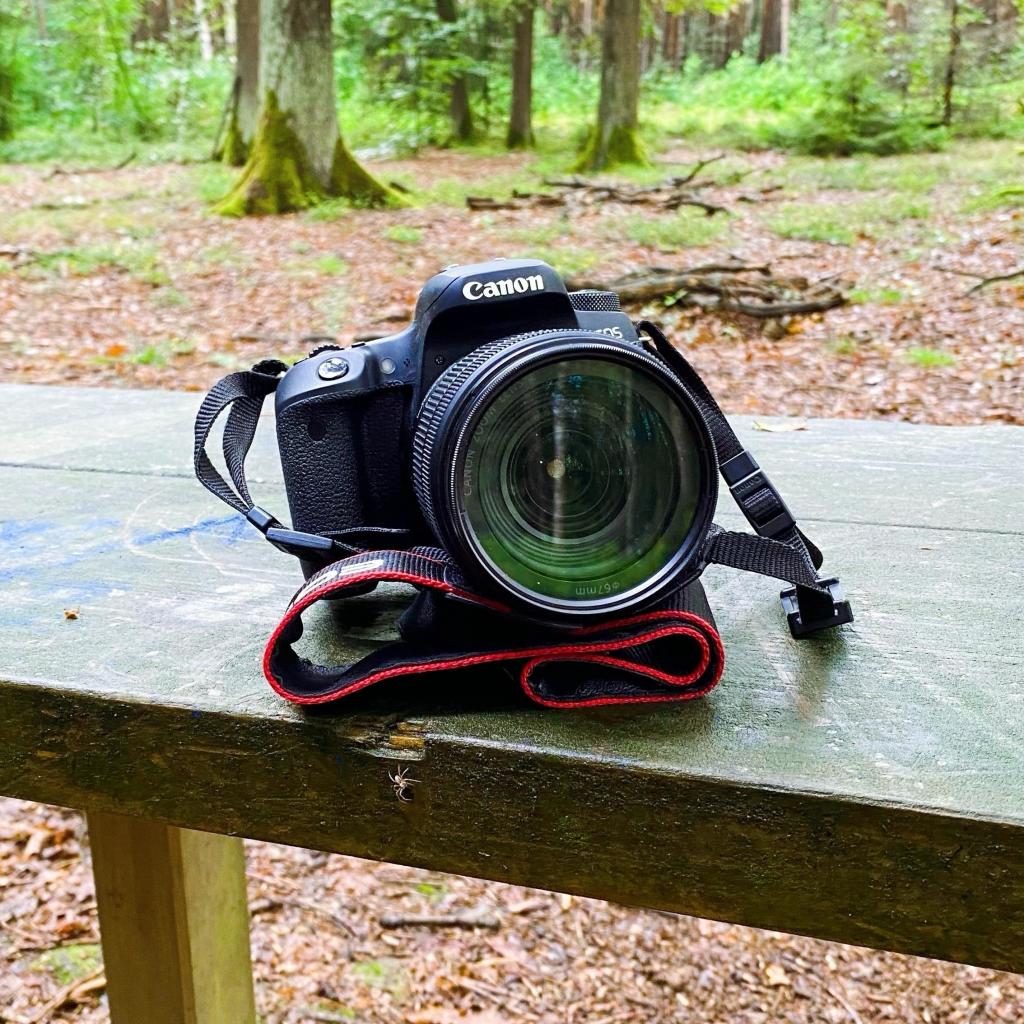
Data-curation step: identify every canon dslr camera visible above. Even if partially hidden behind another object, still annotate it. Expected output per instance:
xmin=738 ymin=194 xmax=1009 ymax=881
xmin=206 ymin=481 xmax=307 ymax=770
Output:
xmin=269 ymin=258 xmax=721 ymax=621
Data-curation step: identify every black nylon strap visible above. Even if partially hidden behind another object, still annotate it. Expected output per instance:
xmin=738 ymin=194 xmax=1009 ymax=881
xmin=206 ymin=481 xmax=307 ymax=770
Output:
xmin=636 ymin=320 xmax=827 ymax=592
xmin=195 ymin=336 xmax=850 ymax=638
xmin=263 ymin=548 xmax=725 ymax=708
xmin=193 ymin=359 xmax=288 ymax=515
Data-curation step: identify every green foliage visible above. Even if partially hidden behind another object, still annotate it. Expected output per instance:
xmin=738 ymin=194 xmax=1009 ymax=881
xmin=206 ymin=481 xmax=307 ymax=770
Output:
xmin=613 ymin=209 xmax=728 ymax=249
xmin=351 ymin=958 xmax=408 ymax=999
xmin=848 ymin=286 xmax=905 ymax=305
xmin=0 ymin=0 xmax=1022 ymax=172
xmin=32 ymin=944 xmax=103 ymax=985
xmin=337 ymin=0 xmax=500 ymax=151
xmin=667 ymin=1 xmax=1024 ymax=156
xmin=2 ymin=0 xmax=230 ymax=148
xmin=312 ymin=254 xmax=347 ymax=275
xmin=904 ymin=346 xmax=956 ymax=367
xmin=525 ymin=245 xmax=601 ymax=277
xmin=766 ymin=4 xmax=945 ymax=156
xmin=766 ymin=194 xmax=931 ymax=244
xmin=385 ymin=224 xmax=424 ymax=243
xmin=19 ymin=241 xmax=167 ymax=283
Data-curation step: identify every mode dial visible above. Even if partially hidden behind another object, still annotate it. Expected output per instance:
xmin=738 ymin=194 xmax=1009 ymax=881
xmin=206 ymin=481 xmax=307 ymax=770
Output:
xmin=568 ymin=289 xmax=621 ymax=313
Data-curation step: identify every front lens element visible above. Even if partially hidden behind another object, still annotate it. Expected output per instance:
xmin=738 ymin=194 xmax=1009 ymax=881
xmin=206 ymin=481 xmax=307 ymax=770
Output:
xmin=459 ymin=357 xmax=702 ymax=604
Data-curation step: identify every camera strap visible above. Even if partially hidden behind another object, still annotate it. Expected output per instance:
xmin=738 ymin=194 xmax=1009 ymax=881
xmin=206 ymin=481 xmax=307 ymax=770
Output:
xmin=636 ymin=321 xmax=852 ymax=637
xmin=194 ymin=328 xmax=851 ymax=639
xmin=263 ymin=546 xmax=725 ymax=708
xmin=193 ymin=359 xmax=410 ymax=559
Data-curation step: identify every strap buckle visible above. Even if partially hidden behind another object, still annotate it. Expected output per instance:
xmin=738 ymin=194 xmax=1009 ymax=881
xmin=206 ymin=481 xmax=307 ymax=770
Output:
xmin=720 ymin=452 xmax=795 ymax=540
xmin=246 ymin=506 xmax=336 ymax=559
xmin=780 ymin=579 xmax=854 ymax=638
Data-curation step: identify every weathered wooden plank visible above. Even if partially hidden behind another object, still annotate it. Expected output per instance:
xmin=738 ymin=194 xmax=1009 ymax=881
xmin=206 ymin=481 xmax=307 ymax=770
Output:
xmin=88 ymin=813 xmax=255 ymax=1024
xmin=0 ymin=464 xmax=1019 ymax=819
xmin=2 ymin=680 xmax=1023 ymax=975
xmin=2 ymin=386 xmax=1024 ymax=973
xmin=1 ymin=383 xmax=1021 ymax=533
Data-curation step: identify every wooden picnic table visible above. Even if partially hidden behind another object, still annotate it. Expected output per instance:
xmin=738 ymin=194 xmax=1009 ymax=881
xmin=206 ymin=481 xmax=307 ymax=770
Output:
xmin=1 ymin=382 xmax=1022 ymax=1022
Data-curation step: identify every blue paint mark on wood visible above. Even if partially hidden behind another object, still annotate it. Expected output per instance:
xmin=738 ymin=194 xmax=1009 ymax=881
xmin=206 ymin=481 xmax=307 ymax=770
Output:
xmin=0 ymin=520 xmax=56 ymax=546
xmin=131 ymin=515 xmax=245 ymax=547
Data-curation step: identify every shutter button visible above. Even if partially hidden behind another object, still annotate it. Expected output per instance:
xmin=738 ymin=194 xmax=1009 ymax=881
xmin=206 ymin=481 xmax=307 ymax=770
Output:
xmin=318 ymin=357 xmax=350 ymax=381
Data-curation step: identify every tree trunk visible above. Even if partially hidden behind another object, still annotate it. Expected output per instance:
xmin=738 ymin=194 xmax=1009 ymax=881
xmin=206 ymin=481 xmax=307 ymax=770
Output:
xmin=194 ymin=0 xmax=214 ymax=59
xmin=886 ymin=1 xmax=909 ymax=31
xmin=507 ymin=0 xmax=535 ymax=148
xmin=661 ymin=11 xmax=681 ymax=69
xmin=232 ymin=0 xmax=259 ymax=157
xmin=722 ymin=3 xmax=747 ymax=65
xmin=132 ymin=0 xmax=171 ymax=44
xmin=941 ymin=0 xmax=960 ymax=128
xmin=758 ymin=0 xmax=789 ymax=62
xmin=978 ymin=0 xmax=1017 ymax=53
xmin=216 ymin=0 xmax=260 ymax=165
xmin=575 ymin=0 xmax=646 ymax=170
xmin=32 ymin=0 xmax=47 ymax=38
xmin=436 ymin=0 xmax=475 ymax=142
xmin=707 ymin=11 xmax=725 ymax=68
xmin=215 ymin=0 xmax=398 ymax=215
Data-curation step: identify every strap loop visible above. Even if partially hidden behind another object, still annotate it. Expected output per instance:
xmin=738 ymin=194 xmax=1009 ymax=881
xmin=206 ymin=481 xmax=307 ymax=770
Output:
xmin=636 ymin=319 xmax=851 ymax=636
xmin=264 ymin=548 xmax=725 ymax=708
xmin=193 ymin=359 xmax=288 ymax=517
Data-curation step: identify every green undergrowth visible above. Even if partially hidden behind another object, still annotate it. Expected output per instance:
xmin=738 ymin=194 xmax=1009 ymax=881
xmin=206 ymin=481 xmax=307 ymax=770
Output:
xmin=92 ymin=338 xmax=197 ymax=367
xmin=384 ymin=224 xmax=423 ymax=244
xmin=766 ymin=194 xmax=932 ymax=245
xmin=848 ymin=286 xmax=906 ymax=305
xmin=351 ymin=957 xmax=408 ymax=1000
xmin=32 ymin=943 xmax=102 ymax=985
xmin=17 ymin=242 xmax=168 ymax=285
xmin=904 ymin=346 xmax=957 ymax=368
xmin=613 ymin=208 xmax=729 ymax=249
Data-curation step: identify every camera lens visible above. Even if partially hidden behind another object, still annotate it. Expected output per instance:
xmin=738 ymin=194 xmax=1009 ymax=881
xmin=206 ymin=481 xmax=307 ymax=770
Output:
xmin=413 ymin=333 xmax=715 ymax=619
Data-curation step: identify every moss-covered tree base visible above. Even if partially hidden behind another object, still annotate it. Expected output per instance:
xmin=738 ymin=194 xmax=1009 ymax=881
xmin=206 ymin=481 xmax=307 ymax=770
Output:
xmin=214 ymin=94 xmax=321 ymax=216
xmin=215 ymin=92 xmax=404 ymax=217
xmin=506 ymin=128 xmax=535 ymax=150
xmin=220 ymin=110 xmax=250 ymax=168
xmin=328 ymin=138 xmax=402 ymax=208
xmin=573 ymin=124 xmax=649 ymax=173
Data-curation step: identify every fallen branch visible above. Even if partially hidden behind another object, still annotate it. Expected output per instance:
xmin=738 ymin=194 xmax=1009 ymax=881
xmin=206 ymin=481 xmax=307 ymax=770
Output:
xmin=378 ymin=906 xmax=501 ymax=930
xmin=20 ymin=967 xmax=105 ymax=1024
xmin=669 ymin=152 xmax=727 ymax=187
xmin=936 ymin=263 xmax=1024 ymax=295
xmin=568 ymin=261 xmax=846 ymax=319
xmin=250 ymin=895 xmax=358 ymax=936
xmin=44 ymin=152 xmax=136 ymax=179
xmin=468 ymin=161 xmax=738 ymax=216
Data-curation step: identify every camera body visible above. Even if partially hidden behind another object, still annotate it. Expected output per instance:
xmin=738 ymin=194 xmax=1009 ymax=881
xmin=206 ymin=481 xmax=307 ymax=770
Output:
xmin=275 ymin=259 xmax=640 ymax=576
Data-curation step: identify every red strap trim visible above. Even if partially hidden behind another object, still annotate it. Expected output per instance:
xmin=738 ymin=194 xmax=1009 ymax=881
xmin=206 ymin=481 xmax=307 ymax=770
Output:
xmin=263 ymin=549 xmax=724 ymax=709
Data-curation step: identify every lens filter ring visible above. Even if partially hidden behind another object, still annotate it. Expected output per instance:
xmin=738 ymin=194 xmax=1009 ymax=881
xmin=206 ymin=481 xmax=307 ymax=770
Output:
xmin=412 ymin=331 xmax=718 ymax=620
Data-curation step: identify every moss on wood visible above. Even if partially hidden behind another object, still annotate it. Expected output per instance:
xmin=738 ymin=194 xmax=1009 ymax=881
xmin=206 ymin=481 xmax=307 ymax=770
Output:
xmin=215 ymin=91 xmax=403 ymax=216
xmin=220 ymin=107 xmax=249 ymax=168
xmin=506 ymin=125 xmax=535 ymax=150
xmin=329 ymin=138 xmax=404 ymax=209
xmin=573 ymin=124 xmax=649 ymax=173
xmin=214 ymin=91 xmax=321 ymax=216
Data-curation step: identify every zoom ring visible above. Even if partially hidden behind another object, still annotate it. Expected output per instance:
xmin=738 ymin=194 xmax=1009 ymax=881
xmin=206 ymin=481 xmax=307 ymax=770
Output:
xmin=413 ymin=335 xmax=534 ymax=542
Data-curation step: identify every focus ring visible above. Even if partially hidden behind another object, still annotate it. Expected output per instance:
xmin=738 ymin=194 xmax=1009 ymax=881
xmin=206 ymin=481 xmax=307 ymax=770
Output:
xmin=413 ymin=335 xmax=533 ymax=542
xmin=410 ymin=330 xmax=719 ymax=620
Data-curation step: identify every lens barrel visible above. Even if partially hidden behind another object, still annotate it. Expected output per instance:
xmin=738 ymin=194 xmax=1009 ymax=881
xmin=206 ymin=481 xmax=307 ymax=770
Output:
xmin=412 ymin=331 xmax=717 ymax=620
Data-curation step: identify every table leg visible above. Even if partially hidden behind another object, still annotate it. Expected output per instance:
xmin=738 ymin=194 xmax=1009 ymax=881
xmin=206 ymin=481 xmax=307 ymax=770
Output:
xmin=87 ymin=812 xmax=256 ymax=1024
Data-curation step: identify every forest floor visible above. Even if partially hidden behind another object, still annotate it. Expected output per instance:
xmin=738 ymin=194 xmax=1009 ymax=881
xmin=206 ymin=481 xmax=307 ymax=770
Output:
xmin=2 ymin=139 xmax=1024 ymax=1023
xmin=1 ymin=138 xmax=1022 ymax=423
xmin=4 ymin=796 xmax=1024 ymax=1024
